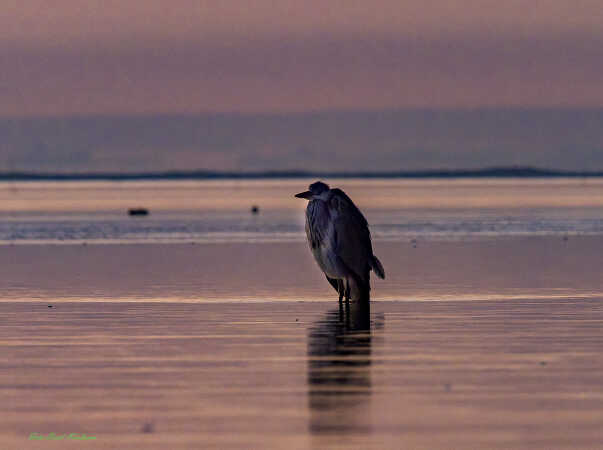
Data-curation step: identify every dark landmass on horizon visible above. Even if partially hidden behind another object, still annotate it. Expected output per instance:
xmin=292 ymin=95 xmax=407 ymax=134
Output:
xmin=1 ymin=167 xmax=603 ymax=181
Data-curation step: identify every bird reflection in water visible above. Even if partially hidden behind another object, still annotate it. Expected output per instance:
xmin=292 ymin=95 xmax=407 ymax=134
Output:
xmin=307 ymin=301 xmax=381 ymax=435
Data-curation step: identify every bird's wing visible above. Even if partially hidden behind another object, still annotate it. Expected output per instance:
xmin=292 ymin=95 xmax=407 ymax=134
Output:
xmin=330 ymin=188 xmax=374 ymax=285
xmin=325 ymin=275 xmax=339 ymax=293
xmin=330 ymin=188 xmax=385 ymax=279
xmin=330 ymin=189 xmax=368 ymax=228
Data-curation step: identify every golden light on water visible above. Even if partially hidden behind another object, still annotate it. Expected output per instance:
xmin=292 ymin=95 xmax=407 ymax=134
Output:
xmin=3 ymin=178 xmax=603 ymax=212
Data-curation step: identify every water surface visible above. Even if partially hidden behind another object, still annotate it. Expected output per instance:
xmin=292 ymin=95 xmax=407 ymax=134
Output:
xmin=3 ymin=300 xmax=603 ymax=449
xmin=3 ymin=178 xmax=603 ymax=449
xmin=1 ymin=178 xmax=603 ymax=244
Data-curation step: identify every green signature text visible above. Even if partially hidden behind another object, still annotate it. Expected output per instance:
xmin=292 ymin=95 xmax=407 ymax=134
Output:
xmin=29 ymin=432 xmax=97 ymax=440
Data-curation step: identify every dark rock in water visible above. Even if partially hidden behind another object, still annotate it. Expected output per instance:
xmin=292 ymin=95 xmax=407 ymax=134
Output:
xmin=251 ymin=205 xmax=260 ymax=214
xmin=48 ymin=305 xmax=53 ymax=308
xmin=141 ymin=422 xmax=154 ymax=433
xmin=128 ymin=208 xmax=149 ymax=216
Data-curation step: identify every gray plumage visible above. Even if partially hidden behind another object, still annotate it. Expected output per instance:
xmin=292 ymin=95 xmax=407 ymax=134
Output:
xmin=295 ymin=181 xmax=385 ymax=302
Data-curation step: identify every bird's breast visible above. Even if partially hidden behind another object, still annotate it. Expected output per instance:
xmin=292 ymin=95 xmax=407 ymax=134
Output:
xmin=318 ymin=224 xmax=346 ymax=278
xmin=305 ymin=201 xmax=345 ymax=278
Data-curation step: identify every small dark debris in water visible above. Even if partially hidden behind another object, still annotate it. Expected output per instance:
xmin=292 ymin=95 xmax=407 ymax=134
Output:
xmin=128 ymin=208 xmax=149 ymax=216
xmin=563 ymin=235 xmax=569 ymax=241
xmin=251 ymin=205 xmax=260 ymax=214
xmin=141 ymin=422 xmax=154 ymax=433
xmin=295 ymin=318 xmax=299 ymax=322
xmin=411 ymin=239 xmax=417 ymax=248
xmin=540 ymin=361 xmax=547 ymax=366
xmin=444 ymin=383 xmax=452 ymax=392
xmin=48 ymin=305 xmax=53 ymax=308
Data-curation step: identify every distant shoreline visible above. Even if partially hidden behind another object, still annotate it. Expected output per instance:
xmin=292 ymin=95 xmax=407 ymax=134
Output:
xmin=1 ymin=167 xmax=603 ymax=181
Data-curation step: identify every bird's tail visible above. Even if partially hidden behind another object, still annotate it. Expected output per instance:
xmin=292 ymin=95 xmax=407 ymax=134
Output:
xmin=370 ymin=255 xmax=385 ymax=279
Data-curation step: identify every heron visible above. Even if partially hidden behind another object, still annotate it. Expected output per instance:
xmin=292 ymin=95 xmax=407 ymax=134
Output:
xmin=295 ymin=181 xmax=385 ymax=303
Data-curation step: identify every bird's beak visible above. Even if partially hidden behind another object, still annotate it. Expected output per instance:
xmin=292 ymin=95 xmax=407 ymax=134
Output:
xmin=294 ymin=191 xmax=313 ymax=199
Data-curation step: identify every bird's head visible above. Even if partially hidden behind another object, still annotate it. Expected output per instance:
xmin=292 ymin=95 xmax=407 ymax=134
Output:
xmin=294 ymin=181 xmax=330 ymax=200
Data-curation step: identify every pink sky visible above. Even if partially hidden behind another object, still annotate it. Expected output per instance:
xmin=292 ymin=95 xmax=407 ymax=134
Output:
xmin=2 ymin=0 xmax=603 ymax=116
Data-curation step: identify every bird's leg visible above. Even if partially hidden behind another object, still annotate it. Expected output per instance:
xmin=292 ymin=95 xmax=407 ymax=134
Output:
xmin=344 ymin=279 xmax=351 ymax=327
xmin=337 ymin=279 xmax=344 ymax=321
xmin=344 ymin=279 xmax=351 ymax=307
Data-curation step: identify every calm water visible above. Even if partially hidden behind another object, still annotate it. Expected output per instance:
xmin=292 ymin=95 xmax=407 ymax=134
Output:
xmin=3 ymin=300 xmax=603 ymax=449
xmin=3 ymin=179 xmax=603 ymax=449
xmin=2 ymin=178 xmax=603 ymax=301
xmin=1 ymin=178 xmax=603 ymax=244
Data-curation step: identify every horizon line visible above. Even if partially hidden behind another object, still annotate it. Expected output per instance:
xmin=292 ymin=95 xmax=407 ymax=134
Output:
xmin=2 ymin=106 xmax=603 ymax=121
xmin=1 ymin=167 xmax=603 ymax=181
